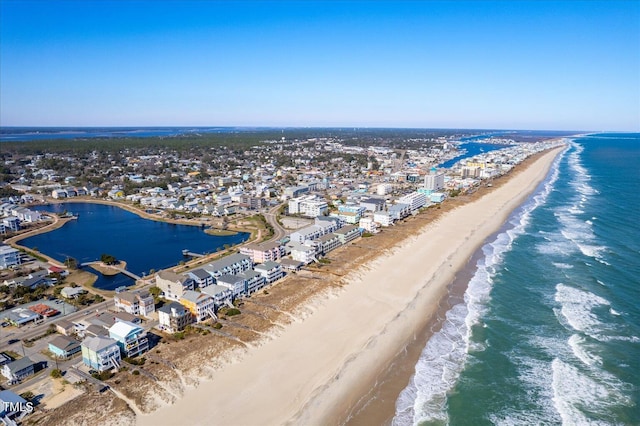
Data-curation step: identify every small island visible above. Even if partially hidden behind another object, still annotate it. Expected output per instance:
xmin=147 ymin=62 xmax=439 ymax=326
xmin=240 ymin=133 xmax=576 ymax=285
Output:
xmin=87 ymin=254 xmax=127 ymax=276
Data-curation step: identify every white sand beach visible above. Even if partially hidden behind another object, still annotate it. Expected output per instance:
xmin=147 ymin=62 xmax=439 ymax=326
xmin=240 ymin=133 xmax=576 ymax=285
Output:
xmin=138 ymin=147 xmax=564 ymax=426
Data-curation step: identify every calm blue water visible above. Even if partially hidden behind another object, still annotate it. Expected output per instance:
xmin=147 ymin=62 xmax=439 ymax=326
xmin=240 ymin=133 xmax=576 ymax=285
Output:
xmin=439 ymin=141 xmax=513 ymax=169
xmin=394 ymin=133 xmax=640 ymax=425
xmin=0 ymin=127 xmax=241 ymax=142
xmin=22 ymin=203 xmax=248 ymax=290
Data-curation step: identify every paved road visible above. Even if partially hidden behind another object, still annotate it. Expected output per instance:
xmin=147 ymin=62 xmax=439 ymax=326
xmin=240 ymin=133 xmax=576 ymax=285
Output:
xmin=263 ymin=202 xmax=287 ymax=243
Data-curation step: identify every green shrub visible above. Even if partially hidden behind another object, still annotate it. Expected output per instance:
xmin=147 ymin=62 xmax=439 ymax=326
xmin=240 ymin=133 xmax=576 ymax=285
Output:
xmin=50 ymin=369 xmax=63 ymax=379
xmin=226 ymin=308 xmax=241 ymax=317
xmin=213 ymin=323 xmax=223 ymax=329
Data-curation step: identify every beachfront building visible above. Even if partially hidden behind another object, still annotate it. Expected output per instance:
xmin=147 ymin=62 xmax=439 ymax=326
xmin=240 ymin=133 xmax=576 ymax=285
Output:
xmin=1 ymin=357 xmax=35 ymax=383
xmin=157 ymin=302 xmax=192 ymax=333
xmin=316 ymin=233 xmax=341 ymax=256
xmin=203 ymin=253 xmax=253 ymax=280
xmin=186 ymin=268 xmax=214 ymax=288
xmin=155 ymin=270 xmax=195 ymax=301
xmin=48 ymin=335 xmax=81 ymax=359
xmin=216 ymin=275 xmax=246 ymax=298
xmin=389 ymin=203 xmax=411 ymax=221
xmin=2 ymin=217 xmax=20 ymax=233
xmin=333 ymin=224 xmax=363 ymax=245
xmin=201 ymin=285 xmax=233 ymax=308
xmin=108 ymin=321 xmax=149 ymax=358
xmin=398 ymin=192 xmax=427 ymax=211
xmin=114 ymin=290 xmax=155 ymax=318
xmin=0 ymin=245 xmax=21 ymax=269
xmin=240 ymin=241 xmax=285 ymax=264
xmin=254 ymin=261 xmax=284 ymax=284
xmin=373 ymin=211 xmax=393 ymax=227
xmin=289 ymin=242 xmax=317 ymax=264
xmin=179 ymin=290 xmax=216 ymax=322
xmin=358 ymin=217 xmax=380 ymax=234
xmin=240 ymin=270 xmax=266 ymax=295
xmin=81 ymin=336 xmax=121 ymax=371
xmin=430 ymin=192 xmax=446 ymax=203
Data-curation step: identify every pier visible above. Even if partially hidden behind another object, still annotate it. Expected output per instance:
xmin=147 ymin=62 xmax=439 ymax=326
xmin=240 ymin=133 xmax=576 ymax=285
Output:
xmin=182 ymin=249 xmax=204 ymax=258
xmin=80 ymin=261 xmax=142 ymax=281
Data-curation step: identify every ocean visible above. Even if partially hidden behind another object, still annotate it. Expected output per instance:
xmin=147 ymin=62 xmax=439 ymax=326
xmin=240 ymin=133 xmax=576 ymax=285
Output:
xmin=393 ymin=133 xmax=640 ymax=425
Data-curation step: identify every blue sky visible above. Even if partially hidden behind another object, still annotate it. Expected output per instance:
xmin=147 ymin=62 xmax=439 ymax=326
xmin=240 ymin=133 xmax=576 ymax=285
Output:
xmin=1 ymin=0 xmax=638 ymax=131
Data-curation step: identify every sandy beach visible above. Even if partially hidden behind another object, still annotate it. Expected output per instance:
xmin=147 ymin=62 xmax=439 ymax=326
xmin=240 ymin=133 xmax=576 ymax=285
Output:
xmin=137 ymin=146 xmax=563 ymax=426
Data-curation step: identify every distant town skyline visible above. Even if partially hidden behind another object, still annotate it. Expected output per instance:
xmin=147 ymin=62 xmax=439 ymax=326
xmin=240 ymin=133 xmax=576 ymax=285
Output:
xmin=1 ymin=0 xmax=638 ymax=131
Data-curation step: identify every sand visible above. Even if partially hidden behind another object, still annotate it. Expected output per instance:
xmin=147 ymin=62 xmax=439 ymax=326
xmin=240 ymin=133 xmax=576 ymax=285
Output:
xmin=137 ymin=147 xmax=564 ymax=426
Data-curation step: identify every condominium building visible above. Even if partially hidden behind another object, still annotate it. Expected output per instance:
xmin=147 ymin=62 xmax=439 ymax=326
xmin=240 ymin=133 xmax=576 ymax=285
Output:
xmin=288 ymin=195 xmax=328 ymax=218
xmin=398 ymin=191 xmax=427 ymax=211
xmin=254 ymin=261 xmax=284 ymax=284
xmin=203 ymin=253 xmax=253 ymax=279
xmin=240 ymin=241 xmax=285 ymax=264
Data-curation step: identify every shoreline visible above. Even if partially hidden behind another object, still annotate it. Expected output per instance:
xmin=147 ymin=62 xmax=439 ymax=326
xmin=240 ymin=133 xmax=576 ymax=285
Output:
xmin=137 ymin=146 xmax=565 ymax=426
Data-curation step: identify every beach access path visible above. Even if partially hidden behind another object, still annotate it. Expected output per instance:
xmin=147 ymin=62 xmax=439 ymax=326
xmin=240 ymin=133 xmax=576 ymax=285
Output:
xmin=137 ymin=147 xmax=564 ymax=426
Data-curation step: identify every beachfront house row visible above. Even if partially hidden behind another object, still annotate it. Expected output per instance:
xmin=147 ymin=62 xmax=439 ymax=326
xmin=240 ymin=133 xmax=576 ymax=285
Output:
xmin=48 ymin=335 xmax=81 ymax=359
xmin=201 ymin=285 xmax=233 ymax=309
xmin=202 ymin=253 xmax=253 ymax=279
xmin=155 ymin=270 xmax=195 ymax=301
xmin=114 ymin=290 xmax=155 ymax=318
xmin=1 ymin=357 xmax=35 ymax=383
xmin=187 ymin=268 xmax=214 ymax=288
xmin=179 ymin=290 xmax=216 ymax=322
xmin=157 ymin=302 xmax=192 ymax=333
xmin=239 ymin=241 xmax=285 ymax=264
xmin=108 ymin=321 xmax=149 ymax=358
xmin=254 ymin=261 xmax=284 ymax=284
xmin=81 ymin=336 xmax=122 ymax=371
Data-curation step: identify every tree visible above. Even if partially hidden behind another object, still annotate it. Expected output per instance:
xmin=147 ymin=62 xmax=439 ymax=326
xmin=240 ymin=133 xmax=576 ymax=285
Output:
xmin=100 ymin=254 xmax=117 ymax=265
xmin=64 ymin=257 xmax=78 ymax=269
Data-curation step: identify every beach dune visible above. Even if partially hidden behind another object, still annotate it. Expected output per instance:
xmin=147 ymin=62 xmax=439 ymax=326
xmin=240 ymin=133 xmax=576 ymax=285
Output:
xmin=138 ymin=147 xmax=563 ymax=426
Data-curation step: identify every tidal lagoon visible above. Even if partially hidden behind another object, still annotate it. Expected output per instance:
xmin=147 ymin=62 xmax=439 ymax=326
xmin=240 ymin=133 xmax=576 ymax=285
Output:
xmin=21 ymin=202 xmax=249 ymax=290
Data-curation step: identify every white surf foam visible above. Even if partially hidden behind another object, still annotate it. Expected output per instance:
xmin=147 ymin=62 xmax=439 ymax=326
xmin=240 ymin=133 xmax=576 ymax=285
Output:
xmin=554 ymin=283 xmax=610 ymax=337
xmin=552 ymin=359 xmax=632 ymax=425
xmin=393 ymin=148 xmax=566 ymax=425
xmin=568 ymin=334 xmax=602 ymax=366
